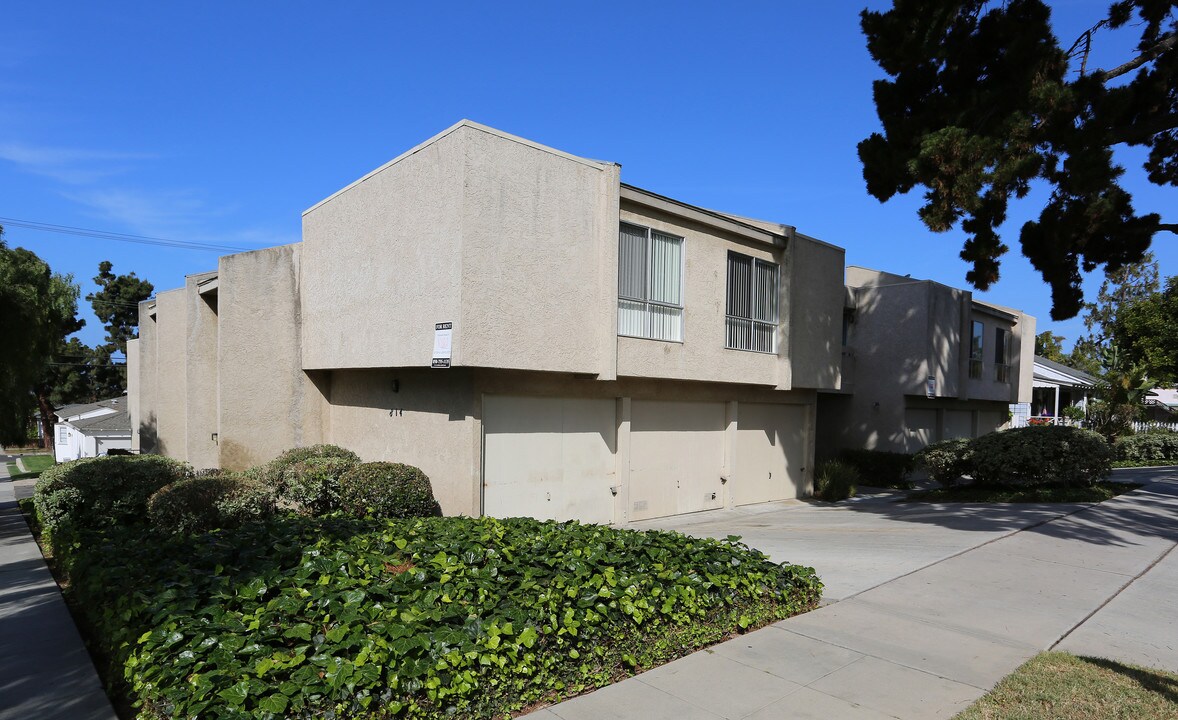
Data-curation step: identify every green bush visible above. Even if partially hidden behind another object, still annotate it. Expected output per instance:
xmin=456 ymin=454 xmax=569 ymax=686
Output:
xmin=338 ymin=461 xmax=442 ymax=519
xmin=1113 ymin=430 xmax=1178 ymax=465
xmin=280 ymin=456 xmax=358 ymax=515
xmin=63 ymin=516 xmax=823 ymax=719
xmin=914 ymin=438 xmax=974 ymax=487
xmin=968 ymin=426 xmax=1112 ymax=487
xmin=33 ymin=455 xmax=191 ymax=541
xmin=814 ymin=459 xmax=859 ymax=501
xmin=259 ymin=444 xmax=361 ymax=488
xmin=837 ymin=449 xmax=915 ymax=488
xmin=147 ymin=473 xmax=277 ymax=534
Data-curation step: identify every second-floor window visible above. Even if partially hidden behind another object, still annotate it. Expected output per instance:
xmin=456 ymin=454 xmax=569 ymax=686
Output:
xmin=969 ymin=320 xmax=984 ymax=379
xmin=726 ymin=251 xmax=779 ymax=353
xmin=618 ymin=222 xmax=684 ymax=342
xmin=994 ymin=327 xmax=1011 ymax=383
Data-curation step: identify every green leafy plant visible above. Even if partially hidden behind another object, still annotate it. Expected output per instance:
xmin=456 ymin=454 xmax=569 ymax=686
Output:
xmin=147 ymin=472 xmax=277 ymax=534
xmin=968 ymin=426 xmax=1112 ymax=487
xmin=337 ymin=462 xmax=443 ymax=519
xmin=33 ymin=455 xmax=191 ymax=541
xmin=914 ymin=438 xmax=973 ymax=488
xmin=1113 ymin=430 xmax=1178 ymax=466
xmin=280 ymin=456 xmax=358 ymax=515
xmin=61 ymin=515 xmax=822 ymax=719
xmin=260 ymin=444 xmax=361 ymax=488
xmin=836 ymin=449 xmax=914 ymax=489
xmin=814 ymin=459 xmax=859 ymax=501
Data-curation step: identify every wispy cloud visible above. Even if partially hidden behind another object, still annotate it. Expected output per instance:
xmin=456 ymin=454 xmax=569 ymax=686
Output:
xmin=0 ymin=142 xmax=156 ymax=184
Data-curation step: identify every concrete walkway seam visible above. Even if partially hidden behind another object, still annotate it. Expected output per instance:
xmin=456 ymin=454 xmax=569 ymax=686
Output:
xmin=1049 ymin=540 xmax=1178 ymax=652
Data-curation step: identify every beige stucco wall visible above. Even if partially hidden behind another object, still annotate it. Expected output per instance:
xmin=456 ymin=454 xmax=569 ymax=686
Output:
xmin=126 ymin=338 xmax=140 ymax=452
xmin=135 ymin=306 xmax=158 ymax=453
xmin=185 ymin=273 xmax=219 ymax=469
xmin=788 ymin=234 xmax=844 ymax=391
xmin=217 ymin=244 xmax=326 ymax=470
xmin=153 ymin=289 xmax=188 ymax=459
xmin=300 ymin=121 xmax=620 ymax=379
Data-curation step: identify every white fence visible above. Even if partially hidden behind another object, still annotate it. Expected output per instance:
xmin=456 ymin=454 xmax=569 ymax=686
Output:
xmin=1133 ymin=420 xmax=1178 ymax=433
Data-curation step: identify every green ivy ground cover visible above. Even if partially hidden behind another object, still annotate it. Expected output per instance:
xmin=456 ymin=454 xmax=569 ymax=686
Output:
xmin=62 ymin=515 xmax=822 ymax=719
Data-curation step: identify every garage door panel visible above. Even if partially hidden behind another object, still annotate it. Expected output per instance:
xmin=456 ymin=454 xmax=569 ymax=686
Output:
xmin=630 ymin=400 xmax=724 ymax=521
xmin=483 ymin=396 xmax=615 ymax=524
xmin=736 ymin=403 xmax=806 ymax=506
xmin=904 ymin=408 xmax=937 ymax=452
xmin=943 ymin=410 xmax=973 ymax=440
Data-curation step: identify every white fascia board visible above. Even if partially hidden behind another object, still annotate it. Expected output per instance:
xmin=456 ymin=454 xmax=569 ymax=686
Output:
xmin=619 ymin=185 xmax=784 ymax=248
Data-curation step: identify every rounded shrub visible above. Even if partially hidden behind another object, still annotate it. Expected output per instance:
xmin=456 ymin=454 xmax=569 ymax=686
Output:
xmin=33 ymin=455 xmax=192 ymax=540
xmin=259 ymin=444 xmax=361 ymax=487
xmin=337 ymin=462 xmax=442 ymax=519
xmin=914 ymin=438 xmax=973 ymax=487
xmin=968 ymin=425 xmax=1112 ymax=487
xmin=147 ymin=473 xmax=277 ymax=534
xmin=814 ymin=459 xmax=859 ymax=501
xmin=280 ymin=456 xmax=358 ymax=515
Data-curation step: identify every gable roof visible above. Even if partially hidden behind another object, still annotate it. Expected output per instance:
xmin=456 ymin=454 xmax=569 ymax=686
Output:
xmin=1034 ymin=355 xmax=1100 ymax=387
xmin=70 ymin=409 xmax=131 ymax=435
xmin=55 ymin=397 xmax=124 ymax=421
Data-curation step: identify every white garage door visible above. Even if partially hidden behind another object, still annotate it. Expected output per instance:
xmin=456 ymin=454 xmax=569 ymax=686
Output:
xmin=483 ymin=396 xmax=616 ymax=524
xmin=735 ymin=403 xmax=807 ymax=506
xmin=943 ymin=410 xmax=973 ymax=440
xmin=904 ymin=408 xmax=938 ymax=452
xmin=629 ymin=400 xmax=725 ymax=521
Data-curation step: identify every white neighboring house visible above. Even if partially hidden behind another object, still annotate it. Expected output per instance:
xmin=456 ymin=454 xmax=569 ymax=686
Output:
xmin=53 ymin=398 xmax=133 ymax=463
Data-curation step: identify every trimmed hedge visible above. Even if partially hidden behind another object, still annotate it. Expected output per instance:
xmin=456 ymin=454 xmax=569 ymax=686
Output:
xmin=147 ymin=473 xmax=277 ymax=534
xmin=814 ymin=460 xmax=859 ymax=501
xmin=969 ymin=425 xmax=1111 ymax=487
xmin=280 ymin=457 xmax=357 ymax=515
xmin=33 ymin=455 xmax=191 ymax=540
xmin=1114 ymin=430 xmax=1178 ymax=465
xmin=338 ymin=462 xmax=442 ymax=519
xmin=261 ymin=444 xmax=361 ymax=488
xmin=837 ymin=449 xmax=914 ymax=489
xmin=64 ymin=516 xmax=823 ymax=719
xmin=914 ymin=438 xmax=973 ymax=487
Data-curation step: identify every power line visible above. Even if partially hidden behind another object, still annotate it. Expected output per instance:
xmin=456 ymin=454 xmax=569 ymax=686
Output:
xmin=0 ymin=216 xmax=253 ymax=253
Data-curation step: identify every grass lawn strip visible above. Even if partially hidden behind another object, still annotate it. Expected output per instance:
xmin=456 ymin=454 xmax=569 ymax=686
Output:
xmin=51 ymin=514 xmax=821 ymax=719
xmin=906 ymin=481 xmax=1141 ymax=504
xmin=952 ymin=651 xmax=1178 ymax=719
xmin=5 ymin=453 xmax=54 ymax=480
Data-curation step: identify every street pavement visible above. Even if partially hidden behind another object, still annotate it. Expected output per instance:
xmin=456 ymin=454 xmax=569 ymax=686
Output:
xmin=530 ymin=467 xmax=1178 ymax=719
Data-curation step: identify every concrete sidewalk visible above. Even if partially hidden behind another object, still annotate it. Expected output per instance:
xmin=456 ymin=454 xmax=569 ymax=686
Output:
xmin=529 ymin=467 xmax=1178 ymax=719
xmin=0 ymin=460 xmax=117 ymax=720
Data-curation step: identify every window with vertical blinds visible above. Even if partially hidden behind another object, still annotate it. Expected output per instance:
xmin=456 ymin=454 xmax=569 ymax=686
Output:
xmin=725 ymin=251 xmax=779 ymax=353
xmin=618 ymin=222 xmax=684 ymax=341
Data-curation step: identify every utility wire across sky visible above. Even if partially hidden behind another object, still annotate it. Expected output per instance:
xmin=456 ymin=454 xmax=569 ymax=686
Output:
xmin=0 ymin=216 xmax=254 ymax=253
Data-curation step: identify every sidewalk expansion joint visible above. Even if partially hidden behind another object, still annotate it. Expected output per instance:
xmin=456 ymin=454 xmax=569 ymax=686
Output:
xmin=1049 ymin=540 xmax=1178 ymax=652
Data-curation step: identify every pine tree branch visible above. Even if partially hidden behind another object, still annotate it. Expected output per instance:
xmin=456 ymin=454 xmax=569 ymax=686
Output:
xmin=1095 ymin=32 xmax=1177 ymax=81
xmin=1110 ymin=113 xmax=1178 ymax=144
xmin=1157 ymin=223 xmax=1178 ymax=234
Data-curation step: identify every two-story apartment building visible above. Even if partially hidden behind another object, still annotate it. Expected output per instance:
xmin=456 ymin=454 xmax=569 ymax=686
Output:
xmin=129 ymin=120 xmax=846 ymax=525
xmin=816 ymin=267 xmax=1035 ymax=456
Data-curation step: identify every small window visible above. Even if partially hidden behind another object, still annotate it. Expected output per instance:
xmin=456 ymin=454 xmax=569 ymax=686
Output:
xmin=618 ymin=223 xmax=684 ymax=341
xmin=994 ymin=327 xmax=1011 ymax=383
xmin=969 ymin=321 xmax=984 ymax=379
xmin=726 ymin=252 xmax=779 ymax=353
xmin=56 ymin=426 xmax=68 ymax=444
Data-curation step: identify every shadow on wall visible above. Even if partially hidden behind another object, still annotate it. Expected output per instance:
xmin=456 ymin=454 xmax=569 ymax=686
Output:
xmin=841 ymin=467 xmax=1178 ymax=548
xmin=330 ymin=368 xmax=474 ymax=423
xmin=138 ymin=412 xmax=159 ymax=455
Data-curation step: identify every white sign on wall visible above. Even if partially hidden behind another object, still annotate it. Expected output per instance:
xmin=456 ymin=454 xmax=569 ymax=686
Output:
xmin=926 ymin=376 xmax=936 ymax=398
xmin=432 ymin=322 xmax=452 ymax=368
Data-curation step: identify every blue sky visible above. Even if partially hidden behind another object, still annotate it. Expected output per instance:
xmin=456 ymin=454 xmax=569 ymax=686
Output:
xmin=3 ymin=1 xmax=1173 ymax=354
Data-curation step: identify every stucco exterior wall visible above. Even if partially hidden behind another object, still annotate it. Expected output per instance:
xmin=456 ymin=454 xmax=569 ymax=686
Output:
xmin=135 ymin=307 xmax=158 ymax=453
xmin=788 ymin=234 xmax=844 ymax=391
xmin=153 ymin=289 xmax=188 ymax=459
xmin=217 ymin=244 xmax=325 ymax=470
xmin=301 ymin=121 xmax=619 ymax=378
xmin=615 ymin=202 xmax=782 ymax=387
xmin=185 ymin=273 xmax=219 ymax=469
xmin=127 ymin=338 xmax=140 ymax=452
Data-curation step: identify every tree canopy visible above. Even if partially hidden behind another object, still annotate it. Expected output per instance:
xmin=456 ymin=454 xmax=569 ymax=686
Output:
xmin=1034 ymin=331 xmax=1068 ymax=361
xmin=860 ymin=0 xmax=1177 ymax=320
xmin=86 ymin=260 xmax=154 ymax=358
xmin=1115 ymin=274 xmax=1178 ymax=383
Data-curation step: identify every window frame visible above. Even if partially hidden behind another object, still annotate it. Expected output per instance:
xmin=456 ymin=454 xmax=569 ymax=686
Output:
xmin=617 ymin=222 xmax=685 ymax=342
xmin=725 ymin=250 xmax=780 ymax=354
xmin=969 ymin=320 xmax=985 ymax=380
xmin=57 ymin=425 xmax=68 ymax=444
xmin=994 ymin=326 xmax=1011 ymax=383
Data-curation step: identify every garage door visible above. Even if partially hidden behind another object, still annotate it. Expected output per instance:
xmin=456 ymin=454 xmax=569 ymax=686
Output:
xmin=943 ymin=410 xmax=973 ymax=439
xmin=904 ymin=408 xmax=937 ymax=452
xmin=482 ymin=396 xmax=616 ymax=524
xmin=735 ymin=403 xmax=807 ymax=506
xmin=629 ymin=400 xmax=725 ymax=521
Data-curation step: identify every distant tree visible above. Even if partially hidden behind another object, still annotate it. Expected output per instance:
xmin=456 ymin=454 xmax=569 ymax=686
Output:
xmin=859 ymin=1 xmax=1177 ymax=320
xmin=0 ymin=235 xmax=83 ymax=445
xmin=1067 ymin=337 xmax=1106 ymax=377
xmin=1115 ymin=275 xmax=1178 ymax=385
xmin=1082 ymin=252 xmax=1160 ymax=342
xmin=1034 ymin=331 xmax=1068 ymax=362
xmin=86 ymin=260 xmax=153 ymax=357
